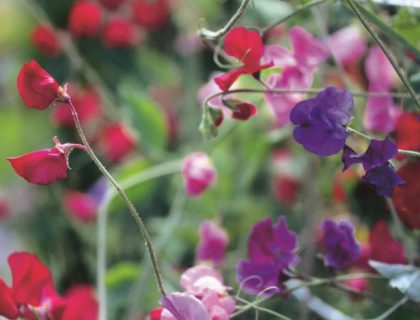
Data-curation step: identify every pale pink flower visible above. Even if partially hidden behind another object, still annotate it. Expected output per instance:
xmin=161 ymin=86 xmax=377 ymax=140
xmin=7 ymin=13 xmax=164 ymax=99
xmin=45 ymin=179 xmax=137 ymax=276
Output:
xmin=326 ymin=25 xmax=366 ymax=65
xmin=182 ymin=153 xmax=217 ymax=197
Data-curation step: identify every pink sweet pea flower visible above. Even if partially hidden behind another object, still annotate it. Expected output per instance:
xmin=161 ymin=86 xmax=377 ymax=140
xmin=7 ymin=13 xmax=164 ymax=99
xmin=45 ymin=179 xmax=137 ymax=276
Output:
xmin=180 ymin=265 xmax=227 ymax=297
xmin=31 ymin=24 xmax=62 ymax=57
xmin=197 ymin=72 xmax=227 ymax=111
xmin=215 ymin=27 xmax=273 ymax=91
xmin=182 ymin=152 xmax=217 ymax=197
xmin=196 ymin=220 xmax=228 ymax=267
xmin=160 ymin=292 xmax=211 ymax=320
xmin=201 ymin=289 xmax=235 ymax=320
xmin=365 ymin=45 xmax=396 ymax=90
xmin=326 ymin=25 xmax=366 ymax=65
xmin=64 ymin=191 xmax=98 ymax=223
xmin=7 ymin=136 xmax=86 ymax=185
xmin=363 ymin=85 xmax=402 ymax=134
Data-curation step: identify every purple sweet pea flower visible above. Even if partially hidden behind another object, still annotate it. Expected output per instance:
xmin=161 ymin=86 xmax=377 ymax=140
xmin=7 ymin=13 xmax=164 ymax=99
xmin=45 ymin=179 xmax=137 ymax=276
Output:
xmin=290 ymin=87 xmax=354 ymax=156
xmin=196 ymin=220 xmax=228 ymax=267
xmin=160 ymin=292 xmax=211 ymax=320
xmin=236 ymin=216 xmax=300 ymax=295
xmin=342 ymin=138 xmax=405 ymax=196
xmin=322 ymin=219 xmax=360 ymax=270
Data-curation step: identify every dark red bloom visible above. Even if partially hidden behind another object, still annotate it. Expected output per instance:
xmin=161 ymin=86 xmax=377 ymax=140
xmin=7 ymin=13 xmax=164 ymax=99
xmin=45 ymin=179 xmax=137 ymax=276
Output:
xmin=231 ymin=102 xmax=257 ymax=121
xmin=99 ymin=0 xmax=125 ymax=10
xmin=215 ymin=27 xmax=272 ymax=91
xmin=394 ymin=112 xmax=420 ymax=154
xmin=17 ymin=60 xmax=63 ymax=110
xmin=0 ymin=195 xmax=9 ymax=219
xmin=51 ymin=86 xmax=102 ymax=127
xmin=392 ymin=161 xmax=420 ymax=229
xmin=102 ymin=17 xmax=140 ymax=48
xmin=98 ymin=122 xmax=137 ymax=163
xmin=131 ymin=0 xmax=170 ymax=29
xmin=7 ymin=136 xmax=86 ymax=185
xmin=68 ymin=1 xmax=103 ymax=38
xmin=62 ymin=285 xmax=98 ymax=320
xmin=274 ymin=175 xmax=299 ymax=205
xmin=369 ymin=221 xmax=406 ymax=264
xmin=31 ymin=24 xmax=61 ymax=57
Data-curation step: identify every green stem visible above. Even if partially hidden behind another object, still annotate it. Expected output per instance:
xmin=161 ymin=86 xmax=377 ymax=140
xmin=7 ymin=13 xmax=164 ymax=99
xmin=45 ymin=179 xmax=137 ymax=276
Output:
xmin=369 ymin=296 xmax=408 ymax=320
xmin=96 ymin=160 xmax=182 ymax=320
xmin=344 ymin=0 xmax=420 ymax=110
xmin=398 ymin=149 xmax=420 ymax=157
xmin=235 ymin=296 xmax=292 ymax=320
xmin=263 ymin=0 xmax=332 ymax=35
xmin=67 ymin=101 xmax=167 ymax=301
xmin=198 ymin=0 xmax=251 ymax=40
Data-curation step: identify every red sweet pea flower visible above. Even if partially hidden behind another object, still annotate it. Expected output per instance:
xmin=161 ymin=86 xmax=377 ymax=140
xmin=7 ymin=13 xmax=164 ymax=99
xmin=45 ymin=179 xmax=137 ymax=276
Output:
xmin=17 ymin=60 xmax=65 ymax=110
xmin=51 ymin=86 xmax=102 ymax=127
xmin=62 ymin=285 xmax=98 ymax=320
xmin=369 ymin=221 xmax=406 ymax=264
xmin=99 ymin=0 xmax=125 ymax=10
xmin=64 ymin=191 xmax=97 ymax=223
xmin=98 ymin=122 xmax=138 ymax=163
xmin=392 ymin=161 xmax=420 ymax=229
xmin=215 ymin=27 xmax=272 ymax=91
xmin=0 ymin=252 xmax=66 ymax=320
xmin=31 ymin=24 xmax=62 ymax=57
xmin=231 ymin=102 xmax=257 ymax=120
xmin=7 ymin=136 xmax=86 ymax=185
xmin=394 ymin=112 xmax=420 ymax=154
xmin=102 ymin=17 xmax=141 ymax=49
xmin=131 ymin=0 xmax=170 ymax=29
xmin=149 ymin=307 xmax=163 ymax=320
xmin=68 ymin=1 xmax=103 ymax=38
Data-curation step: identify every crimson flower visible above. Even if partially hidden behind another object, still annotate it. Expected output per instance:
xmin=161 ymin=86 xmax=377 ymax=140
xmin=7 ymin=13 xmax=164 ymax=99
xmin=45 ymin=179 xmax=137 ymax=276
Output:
xmin=394 ymin=112 xmax=420 ymax=155
xmin=31 ymin=24 xmax=62 ymax=57
xmin=97 ymin=122 xmax=138 ymax=163
xmin=7 ymin=136 xmax=86 ymax=185
xmin=68 ymin=1 xmax=103 ymax=38
xmin=215 ymin=27 xmax=273 ymax=91
xmin=17 ymin=60 xmax=65 ymax=110
xmin=131 ymin=0 xmax=170 ymax=29
xmin=102 ymin=17 xmax=141 ymax=48
xmin=62 ymin=285 xmax=98 ymax=320
xmin=99 ymin=0 xmax=125 ymax=10
xmin=0 ymin=252 xmax=66 ymax=320
xmin=369 ymin=221 xmax=406 ymax=264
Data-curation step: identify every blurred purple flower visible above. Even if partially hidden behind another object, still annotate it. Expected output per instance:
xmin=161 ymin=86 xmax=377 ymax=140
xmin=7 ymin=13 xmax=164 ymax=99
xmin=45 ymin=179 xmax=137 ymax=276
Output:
xmin=160 ymin=292 xmax=211 ymax=320
xmin=182 ymin=152 xmax=217 ymax=197
xmin=342 ymin=139 xmax=405 ymax=196
xmin=236 ymin=216 xmax=300 ymax=295
xmin=326 ymin=25 xmax=366 ymax=65
xmin=322 ymin=219 xmax=361 ymax=270
xmin=196 ymin=220 xmax=228 ymax=267
xmin=290 ymin=87 xmax=354 ymax=156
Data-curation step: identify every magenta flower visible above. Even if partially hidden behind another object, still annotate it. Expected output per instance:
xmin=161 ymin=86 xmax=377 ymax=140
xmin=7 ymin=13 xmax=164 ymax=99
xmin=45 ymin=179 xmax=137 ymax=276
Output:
xmin=321 ymin=219 xmax=361 ymax=270
xmin=365 ymin=45 xmax=396 ymax=90
xmin=236 ymin=216 xmax=300 ymax=295
xmin=326 ymin=25 xmax=366 ymax=65
xmin=196 ymin=221 xmax=228 ymax=267
xmin=342 ymin=139 xmax=405 ymax=197
xmin=182 ymin=152 xmax=217 ymax=197
xmin=290 ymin=87 xmax=354 ymax=156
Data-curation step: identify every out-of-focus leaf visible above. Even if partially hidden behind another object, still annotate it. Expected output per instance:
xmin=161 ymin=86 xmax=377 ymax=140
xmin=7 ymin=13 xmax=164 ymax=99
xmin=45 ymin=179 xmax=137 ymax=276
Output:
xmin=252 ymin=0 xmax=293 ymax=23
xmin=120 ymin=85 xmax=167 ymax=153
xmin=369 ymin=260 xmax=420 ymax=302
xmin=106 ymin=262 xmax=140 ymax=288
xmin=392 ymin=8 xmax=420 ymax=50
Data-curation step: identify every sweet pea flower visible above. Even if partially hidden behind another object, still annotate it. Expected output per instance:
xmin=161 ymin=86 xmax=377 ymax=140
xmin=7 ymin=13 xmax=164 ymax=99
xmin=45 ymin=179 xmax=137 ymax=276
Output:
xmin=68 ymin=1 xmax=103 ymax=38
xmin=214 ymin=27 xmax=273 ymax=91
xmin=326 ymin=25 xmax=366 ymax=65
xmin=365 ymin=45 xmax=396 ymax=90
xmin=342 ymin=138 xmax=405 ymax=197
xmin=62 ymin=285 xmax=98 ymax=320
xmin=131 ymin=0 xmax=170 ymax=29
xmin=51 ymin=86 xmax=102 ymax=127
xmin=17 ymin=60 xmax=66 ymax=110
xmin=321 ymin=219 xmax=361 ymax=270
xmin=182 ymin=152 xmax=217 ymax=197
xmin=236 ymin=216 xmax=300 ymax=295
xmin=290 ymin=87 xmax=354 ymax=156
xmin=394 ymin=112 xmax=420 ymax=153
xmin=97 ymin=122 xmax=138 ymax=163
xmin=64 ymin=191 xmax=97 ymax=223
xmin=160 ymin=292 xmax=211 ymax=320
xmin=180 ymin=265 xmax=227 ymax=297
xmin=196 ymin=220 xmax=228 ymax=267
xmin=392 ymin=161 xmax=420 ymax=229
xmin=102 ymin=17 xmax=142 ymax=49
xmin=0 ymin=252 xmax=66 ymax=320
xmin=7 ymin=136 xmax=86 ymax=185
xmin=30 ymin=24 xmax=62 ymax=57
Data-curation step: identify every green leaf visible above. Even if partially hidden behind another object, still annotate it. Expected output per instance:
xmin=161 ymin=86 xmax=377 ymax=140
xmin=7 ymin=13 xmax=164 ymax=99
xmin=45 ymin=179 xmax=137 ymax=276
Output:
xmin=392 ymin=8 xmax=420 ymax=50
xmin=106 ymin=262 xmax=140 ymax=288
xmin=369 ymin=260 xmax=420 ymax=302
xmin=120 ymin=85 xmax=167 ymax=153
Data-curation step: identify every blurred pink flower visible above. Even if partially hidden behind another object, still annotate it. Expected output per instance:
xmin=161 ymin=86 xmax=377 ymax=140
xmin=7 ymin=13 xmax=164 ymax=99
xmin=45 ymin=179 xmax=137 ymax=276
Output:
xmin=365 ymin=45 xmax=396 ymax=90
xmin=160 ymin=292 xmax=211 ymax=320
xmin=64 ymin=191 xmax=97 ymax=223
xmin=196 ymin=220 xmax=228 ymax=267
xmin=180 ymin=265 xmax=227 ymax=296
xmin=197 ymin=72 xmax=227 ymax=111
xmin=363 ymin=86 xmax=402 ymax=134
xmin=182 ymin=152 xmax=216 ymax=197
xmin=326 ymin=25 xmax=366 ymax=65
